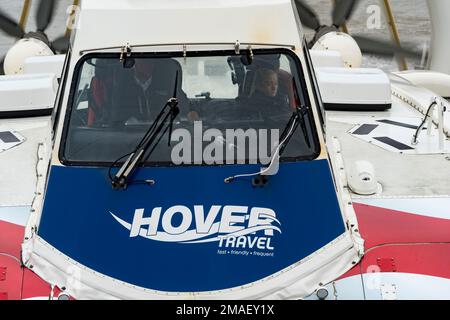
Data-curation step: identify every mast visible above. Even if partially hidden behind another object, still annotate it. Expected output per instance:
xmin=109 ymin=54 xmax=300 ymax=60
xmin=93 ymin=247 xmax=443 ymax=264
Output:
xmin=19 ymin=0 xmax=32 ymax=29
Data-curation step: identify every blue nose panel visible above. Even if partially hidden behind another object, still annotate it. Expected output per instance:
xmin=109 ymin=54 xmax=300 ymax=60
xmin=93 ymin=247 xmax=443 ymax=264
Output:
xmin=38 ymin=160 xmax=345 ymax=292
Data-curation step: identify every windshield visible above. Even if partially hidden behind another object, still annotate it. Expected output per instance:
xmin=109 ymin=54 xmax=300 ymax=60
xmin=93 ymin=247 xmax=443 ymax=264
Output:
xmin=62 ymin=50 xmax=320 ymax=166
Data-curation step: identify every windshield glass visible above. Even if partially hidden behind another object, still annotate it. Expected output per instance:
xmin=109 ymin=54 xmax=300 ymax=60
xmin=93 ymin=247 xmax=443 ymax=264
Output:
xmin=62 ymin=50 xmax=320 ymax=166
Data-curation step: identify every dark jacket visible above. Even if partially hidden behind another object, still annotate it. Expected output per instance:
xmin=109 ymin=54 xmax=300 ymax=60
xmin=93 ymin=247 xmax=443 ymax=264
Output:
xmin=111 ymin=59 xmax=189 ymax=124
xmin=248 ymin=90 xmax=291 ymax=116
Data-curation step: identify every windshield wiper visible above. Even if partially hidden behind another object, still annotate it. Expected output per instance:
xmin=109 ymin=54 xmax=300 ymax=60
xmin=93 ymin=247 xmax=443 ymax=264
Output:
xmin=224 ymin=77 xmax=313 ymax=185
xmin=279 ymin=104 xmax=311 ymax=156
xmin=224 ymin=105 xmax=310 ymax=184
xmin=111 ymin=72 xmax=180 ymax=190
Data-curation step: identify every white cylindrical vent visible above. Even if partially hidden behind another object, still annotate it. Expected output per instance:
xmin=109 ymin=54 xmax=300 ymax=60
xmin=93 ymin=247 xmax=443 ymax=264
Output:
xmin=348 ymin=160 xmax=379 ymax=195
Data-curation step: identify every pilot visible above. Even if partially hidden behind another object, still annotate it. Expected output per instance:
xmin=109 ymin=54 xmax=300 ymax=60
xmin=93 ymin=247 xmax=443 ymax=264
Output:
xmin=126 ymin=59 xmax=190 ymax=122
xmin=249 ymin=68 xmax=290 ymax=112
xmin=253 ymin=68 xmax=279 ymax=98
xmin=90 ymin=58 xmax=193 ymax=126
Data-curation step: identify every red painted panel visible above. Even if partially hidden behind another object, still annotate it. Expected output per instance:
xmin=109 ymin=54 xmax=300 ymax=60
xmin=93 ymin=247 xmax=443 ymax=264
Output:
xmin=0 ymin=220 xmax=25 ymax=260
xmin=337 ymin=264 xmax=361 ymax=280
xmin=338 ymin=204 xmax=450 ymax=282
xmin=353 ymin=203 xmax=450 ymax=249
xmin=21 ymin=268 xmax=52 ymax=300
xmin=359 ymin=244 xmax=450 ymax=280
xmin=0 ymin=220 xmax=53 ymax=299
xmin=0 ymin=267 xmax=6 ymax=281
xmin=0 ymin=256 xmax=23 ymax=300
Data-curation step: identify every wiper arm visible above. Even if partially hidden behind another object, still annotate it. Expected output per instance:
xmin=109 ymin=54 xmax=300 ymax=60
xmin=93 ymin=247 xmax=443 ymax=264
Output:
xmin=279 ymin=76 xmax=312 ymax=155
xmin=111 ymin=72 xmax=180 ymax=190
xmin=279 ymin=105 xmax=311 ymax=156
xmin=224 ymin=105 xmax=308 ymax=184
xmin=224 ymin=79 xmax=312 ymax=185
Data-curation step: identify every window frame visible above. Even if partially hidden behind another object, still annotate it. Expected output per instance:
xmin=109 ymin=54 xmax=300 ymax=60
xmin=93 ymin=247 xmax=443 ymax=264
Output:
xmin=59 ymin=48 xmax=321 ymax=167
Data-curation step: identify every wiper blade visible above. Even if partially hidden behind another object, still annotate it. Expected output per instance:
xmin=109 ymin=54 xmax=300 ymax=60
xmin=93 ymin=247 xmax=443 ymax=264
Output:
xmin=111 ymin=72 xmax=180 ymax=190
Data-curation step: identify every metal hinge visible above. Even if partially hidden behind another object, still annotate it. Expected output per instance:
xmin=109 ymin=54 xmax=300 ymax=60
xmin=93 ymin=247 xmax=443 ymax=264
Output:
xmin=377 ymin=258 xmax=397 ymax=272
xmin=234 ymin=40 xmax=240 ymax=54
xmin=120 ymin=43 xmax=132 ymax=62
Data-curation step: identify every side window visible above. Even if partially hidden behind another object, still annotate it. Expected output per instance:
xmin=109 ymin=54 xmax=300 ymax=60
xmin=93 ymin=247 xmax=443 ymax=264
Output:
xmin=279 ymin=55 xmax=291 ymax=74
xmin=76 ymin=61 xmax=96 ymax=111
xmin=52 ymin=50 xmax=72 ymax=134
xmin=69 ymin=61 xmax=96 ymax=127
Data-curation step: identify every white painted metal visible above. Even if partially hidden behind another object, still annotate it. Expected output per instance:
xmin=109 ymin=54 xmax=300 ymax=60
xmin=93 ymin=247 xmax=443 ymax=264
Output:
xmin=316 ymin=67 xmax=391 ymax=106
xmin=393 ymin=71 xmax=450 ymax=98
xmin=391 ymin=74 xmax=450 ymax=138
xmin=307 ymin=273 xmax=450 ymax=300
xmin=0 ymin=130 xmax=25 ymax=153
xmin=348 ymin=117 xmax=450 ymax=154
xmin=0 ymin=206 xmax=31 ymax=226
xmin=309 ymin=50 xmax=344 ymax=68
xmin=327 ymin=96 xmax=450 ymax=197
xmin=353 ymin=197 xmax=450 ymax=220
xmin=380 ymin=284 xmax=397 ymax=300
xmin=305 ymin=275 xmax=365 ymax=300
xmin=0 ymin=74 xmax=58 ymax=112
xmin=72 ymin=0 xmax=304 ymax=56
xmin=24 ymin=55 xmax=66 ymax=77
xmin=0 ymin=118 xmax=52 ymax=207
xmin=362 ymin=273 xmax=450 ymax=300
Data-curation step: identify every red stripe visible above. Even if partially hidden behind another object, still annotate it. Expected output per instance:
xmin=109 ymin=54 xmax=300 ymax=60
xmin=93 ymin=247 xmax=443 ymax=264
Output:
xmin=338 ymin=203 xmax=450 ymax=281
xmin=360 ymin=244 xmax=450 ymax=280
xmin=353 ymin=203 xmax=450 ymax=248
xmin=338 ymin=244 xmax=450 ymax=281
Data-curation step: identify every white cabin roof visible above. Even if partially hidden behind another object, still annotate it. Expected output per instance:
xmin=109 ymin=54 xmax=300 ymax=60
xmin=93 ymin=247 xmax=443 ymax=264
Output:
xmin=73 ymin=0 xmax=304 ymax=54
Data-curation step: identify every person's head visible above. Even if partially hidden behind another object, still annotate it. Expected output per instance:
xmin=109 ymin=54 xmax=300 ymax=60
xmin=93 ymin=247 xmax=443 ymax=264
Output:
xmin=134 ymin=59 xmax=156 ymax=80
xmin=255 ymin=68 xmax=279 ymax=97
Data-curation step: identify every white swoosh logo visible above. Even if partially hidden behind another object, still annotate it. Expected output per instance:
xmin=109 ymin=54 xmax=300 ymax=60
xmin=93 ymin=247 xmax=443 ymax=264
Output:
xmin=110 ymin=211 xmax=281 ymax=243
